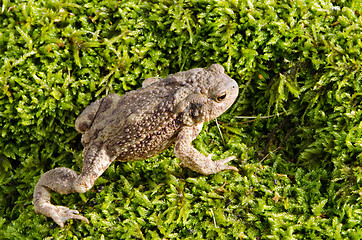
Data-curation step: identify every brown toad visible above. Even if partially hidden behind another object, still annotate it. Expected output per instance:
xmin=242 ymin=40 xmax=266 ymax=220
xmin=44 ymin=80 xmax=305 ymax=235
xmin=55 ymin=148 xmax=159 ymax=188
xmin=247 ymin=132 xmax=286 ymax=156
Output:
xmin=33 ymin=64 xmax=239 ymax=228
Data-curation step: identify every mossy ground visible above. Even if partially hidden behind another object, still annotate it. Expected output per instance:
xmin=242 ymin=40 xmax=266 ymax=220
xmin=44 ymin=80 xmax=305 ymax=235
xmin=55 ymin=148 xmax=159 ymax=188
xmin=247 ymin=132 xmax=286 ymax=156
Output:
xmin=1 ymin=0 xmax=362 ymax=239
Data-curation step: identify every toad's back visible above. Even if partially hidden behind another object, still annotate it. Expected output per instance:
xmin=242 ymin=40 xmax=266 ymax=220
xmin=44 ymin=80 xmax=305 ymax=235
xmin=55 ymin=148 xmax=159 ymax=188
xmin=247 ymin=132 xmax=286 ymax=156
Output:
xmin=77 ymin=77 xmax=193 ymax=161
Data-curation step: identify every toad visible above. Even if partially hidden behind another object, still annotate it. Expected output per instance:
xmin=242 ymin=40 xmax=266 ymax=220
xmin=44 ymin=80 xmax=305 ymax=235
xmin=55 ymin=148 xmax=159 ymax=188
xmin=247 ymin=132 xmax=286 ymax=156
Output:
xmin=33 ymin=64 xmax=239 ymax=227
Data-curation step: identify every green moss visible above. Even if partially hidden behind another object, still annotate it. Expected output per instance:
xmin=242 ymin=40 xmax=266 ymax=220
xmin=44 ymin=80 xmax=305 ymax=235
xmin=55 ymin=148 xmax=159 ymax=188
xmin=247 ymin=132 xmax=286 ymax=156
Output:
xmin=1 ymin=0 xmax=362 ymax=239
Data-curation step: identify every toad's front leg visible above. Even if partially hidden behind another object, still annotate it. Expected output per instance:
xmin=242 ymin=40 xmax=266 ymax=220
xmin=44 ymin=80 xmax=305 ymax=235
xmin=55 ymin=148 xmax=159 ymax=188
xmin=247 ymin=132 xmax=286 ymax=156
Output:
xmin=174 ymin=123 xmax=238 ymax=175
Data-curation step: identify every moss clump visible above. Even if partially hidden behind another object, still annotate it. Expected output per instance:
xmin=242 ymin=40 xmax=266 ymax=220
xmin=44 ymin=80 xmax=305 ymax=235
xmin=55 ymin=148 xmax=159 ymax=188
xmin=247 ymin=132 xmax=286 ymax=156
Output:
xmin=1 ymin=0 xmax=361 ymax=239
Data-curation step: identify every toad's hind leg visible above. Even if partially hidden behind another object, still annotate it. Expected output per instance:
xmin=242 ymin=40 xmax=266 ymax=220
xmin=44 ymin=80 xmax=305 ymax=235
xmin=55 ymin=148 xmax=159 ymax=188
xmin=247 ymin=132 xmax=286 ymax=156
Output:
xmin=33 ymin=167 xmax=89 ymax=228
xmin=33 ymin=146 xmax=114 ymax=228
xmin=73 ymin=145 xmax=114 ymax=194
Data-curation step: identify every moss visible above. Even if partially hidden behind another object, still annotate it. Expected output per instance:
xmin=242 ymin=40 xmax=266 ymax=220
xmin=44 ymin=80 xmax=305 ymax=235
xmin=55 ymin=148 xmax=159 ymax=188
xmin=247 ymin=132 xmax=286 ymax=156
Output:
xmin=1 ymin=0 xmax=362 ymax=239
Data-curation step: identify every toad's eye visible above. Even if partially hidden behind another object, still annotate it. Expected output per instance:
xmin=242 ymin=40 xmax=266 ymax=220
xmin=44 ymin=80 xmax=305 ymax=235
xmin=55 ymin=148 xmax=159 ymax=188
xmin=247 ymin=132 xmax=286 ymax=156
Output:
xmin=216 ymin=93 xmax=227 ymax=102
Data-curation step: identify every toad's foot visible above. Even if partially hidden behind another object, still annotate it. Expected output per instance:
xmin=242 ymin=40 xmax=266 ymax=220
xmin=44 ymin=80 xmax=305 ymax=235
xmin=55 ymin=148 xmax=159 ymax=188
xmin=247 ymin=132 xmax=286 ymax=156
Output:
xmin=48 ymin=206 xmax=89 ymax=228
xmin=180 ymin=154 xmax=239 ymax=175
xmin=211 ymin=155 xmax=239 ymax=172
